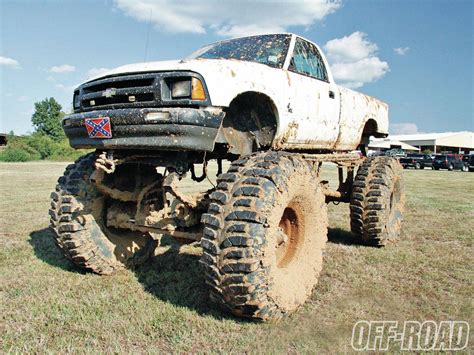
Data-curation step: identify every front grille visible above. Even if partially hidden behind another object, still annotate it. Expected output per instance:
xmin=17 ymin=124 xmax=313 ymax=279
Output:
xmin=78 ymin=73 xmax=159 ymax=111
xmin=83 ymin=78 xmax=155 ymax=93
xmin=83 ymin=93 xmax=155 ymax=108
xmin=75 ymin=71 xmax=212 ymax=112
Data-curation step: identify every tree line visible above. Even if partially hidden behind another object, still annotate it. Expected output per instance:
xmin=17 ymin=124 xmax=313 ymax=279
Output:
xmin=0 ymin=98 xmax=89 ymax=162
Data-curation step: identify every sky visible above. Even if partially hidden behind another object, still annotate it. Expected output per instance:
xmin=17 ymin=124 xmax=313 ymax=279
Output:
xmin=0 ymin=0 xmax=472 ymax=135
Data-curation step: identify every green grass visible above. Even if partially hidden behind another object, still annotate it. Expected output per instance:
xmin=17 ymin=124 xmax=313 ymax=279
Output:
xmin=0 ymin=162 xmax=473 ymax=352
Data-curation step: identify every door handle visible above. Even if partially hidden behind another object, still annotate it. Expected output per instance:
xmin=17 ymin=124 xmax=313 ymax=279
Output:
xmin=329 ymin=90 xmax=335 ymax=99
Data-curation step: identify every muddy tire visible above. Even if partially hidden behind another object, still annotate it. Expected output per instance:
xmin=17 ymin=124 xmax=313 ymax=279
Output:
xmin=200 ymin=152 xmax=328 ymax=321
xmin=49 ymin=153 xmax=157 ymax=275
xmin=350 ymin=157 xmax=405 ymax=246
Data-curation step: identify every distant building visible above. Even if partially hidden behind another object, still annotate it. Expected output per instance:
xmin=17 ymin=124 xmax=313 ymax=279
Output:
xmin=368 ymin=139 xmax=419 ymax=153
xmin=378 ymin=131 xmax=474 ymax=154
xmin=0 ymin=134 xmax=7 ymax=148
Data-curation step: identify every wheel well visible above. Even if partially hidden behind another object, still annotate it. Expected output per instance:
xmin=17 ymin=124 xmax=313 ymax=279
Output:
xmin=219 ymin=92 xmax=279 ymax=156
xmin=362 ymin=119 xmax=378 ymax=137
xmin=359 ymin=118 xmax=379 ymax=147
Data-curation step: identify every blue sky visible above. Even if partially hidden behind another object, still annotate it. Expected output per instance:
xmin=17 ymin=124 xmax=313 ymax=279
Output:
xmin=1 ymin=0 xmax=472 ymax=135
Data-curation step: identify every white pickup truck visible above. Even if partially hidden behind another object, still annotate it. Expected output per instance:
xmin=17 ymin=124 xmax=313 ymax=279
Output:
xmin=65 ymin=33 xmax=388 ymax=155
xmin=54 ymin=33 xmax=403 ymax=322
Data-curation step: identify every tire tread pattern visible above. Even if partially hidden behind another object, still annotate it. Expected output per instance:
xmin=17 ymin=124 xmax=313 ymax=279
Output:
xmin=350 ymin=156 xmax=404 ymax=246
xmin=200 ymin=151 xmax=315 ymax=321
xmin=49 ymin=153 xmax=121 ymax=275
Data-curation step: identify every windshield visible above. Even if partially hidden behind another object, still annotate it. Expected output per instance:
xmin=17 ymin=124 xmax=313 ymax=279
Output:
xmin=187 ymin=34 xmax=291 ymax=69
xmin=435 ymin=155 xmax=447 ymax=160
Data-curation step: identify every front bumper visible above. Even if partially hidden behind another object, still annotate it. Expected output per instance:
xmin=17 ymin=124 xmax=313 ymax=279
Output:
xmin=63 ymin=107 xmax=225 ymax=151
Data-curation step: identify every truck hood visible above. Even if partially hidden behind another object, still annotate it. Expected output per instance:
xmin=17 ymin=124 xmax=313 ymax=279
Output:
xmin=81 ymin=57 xmax=288 ymax=111
xmin=86 ymin=60 xmax=182 ymax=82
xmin=84 ymin=58 xmax=280 ymax=84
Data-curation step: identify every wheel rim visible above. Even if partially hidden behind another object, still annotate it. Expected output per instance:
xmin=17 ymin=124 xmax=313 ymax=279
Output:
xmin=276 ymin=201 xmax=304 ymax=268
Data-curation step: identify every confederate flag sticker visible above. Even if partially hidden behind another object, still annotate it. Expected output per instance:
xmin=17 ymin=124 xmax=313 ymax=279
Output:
xmin=85 ymin=117 xmax=112 ymax=138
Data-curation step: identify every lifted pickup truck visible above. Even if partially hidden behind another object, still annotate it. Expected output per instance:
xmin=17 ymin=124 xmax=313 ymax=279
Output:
xmin=51 ymin=33 xmax=404 ymax=321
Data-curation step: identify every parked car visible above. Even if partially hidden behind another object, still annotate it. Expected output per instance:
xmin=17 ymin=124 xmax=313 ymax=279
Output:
xmin=432 ymin=154 xmax=467 ymax=171
xmin=399 ymin=153 xmax=433 ymax=169
xmin=463 ymin=154 xmax=474 ymax=172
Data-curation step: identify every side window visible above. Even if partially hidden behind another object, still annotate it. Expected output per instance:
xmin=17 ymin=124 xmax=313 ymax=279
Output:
xmin=289 ymin=38 xmax=328 ymax=81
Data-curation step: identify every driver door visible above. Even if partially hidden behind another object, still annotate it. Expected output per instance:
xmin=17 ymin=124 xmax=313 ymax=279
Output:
xmin=285 ymin=37 xmax=340 ymax=147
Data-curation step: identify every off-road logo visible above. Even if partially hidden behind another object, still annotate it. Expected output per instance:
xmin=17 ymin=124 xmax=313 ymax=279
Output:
xmin=351 ymin=320 xmax=469 ymax=351
xmin=103 ymin=88 xmax=117 ymax=98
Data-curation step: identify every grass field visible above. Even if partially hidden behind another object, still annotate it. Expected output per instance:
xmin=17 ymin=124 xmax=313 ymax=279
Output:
xmin=1 ymin=161 xmax=473 ymax=352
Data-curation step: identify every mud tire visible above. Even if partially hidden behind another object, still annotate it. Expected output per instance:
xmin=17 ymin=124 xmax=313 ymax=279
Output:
xmin=200 ymin=152 xmax=328 ymax=321
xmin=350 ymin=156 xmax=405 ymax=246
xmin=49 ymin=153 xmax=157 ymax=275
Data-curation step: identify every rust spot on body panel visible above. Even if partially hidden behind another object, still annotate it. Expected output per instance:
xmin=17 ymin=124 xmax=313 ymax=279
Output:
xmin=274 ymin=121 xmax=299 ymax=149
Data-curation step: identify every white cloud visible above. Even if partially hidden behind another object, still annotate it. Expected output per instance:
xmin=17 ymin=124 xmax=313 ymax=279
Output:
xmin=216 ymin=24 xmax=286 ymax=38
xmin=49 ymin=64 xmax=76 ymax=73
xmin=86 ymin=67 xmax=111 ymax=79
xmin=330 ymin=57 xmax=389 ymax=89
xmin=114 ymin=0 xmax=341 ymax=37
xmin=17 ymin=96 xmax=29 ymax=102
xmin=390 ymin=123 xmax=420 ymax=135
xmin=394 ymin=46 xmax=410 ymax=55
xmin=324 ymin=32 xmax=389 ymax=89
xmin=324 ymin=32 xmax=378 ymax=62
xmin=0 ymin=56 xmax=20 ymax=68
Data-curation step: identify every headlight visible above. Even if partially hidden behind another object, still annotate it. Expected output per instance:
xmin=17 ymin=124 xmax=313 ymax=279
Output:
xmin=73 ymin=91 xmax=80 ymax=109
xmin=171 ymin=80 xmax=191 ymax=98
